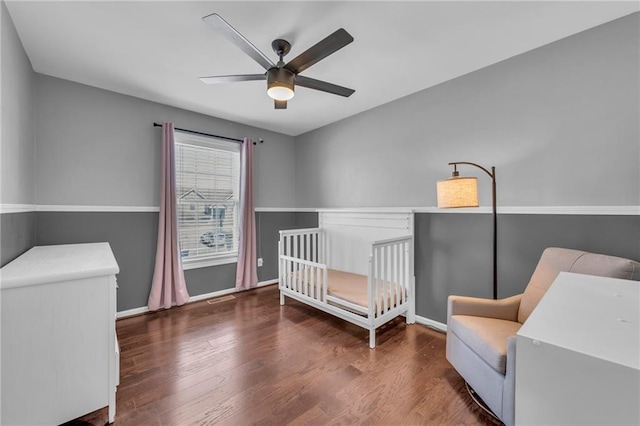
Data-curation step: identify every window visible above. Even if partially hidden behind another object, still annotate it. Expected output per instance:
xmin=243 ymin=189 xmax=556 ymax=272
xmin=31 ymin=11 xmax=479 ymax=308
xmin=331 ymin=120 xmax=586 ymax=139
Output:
xmin=174 ymin=130 xmax=240 ymax=269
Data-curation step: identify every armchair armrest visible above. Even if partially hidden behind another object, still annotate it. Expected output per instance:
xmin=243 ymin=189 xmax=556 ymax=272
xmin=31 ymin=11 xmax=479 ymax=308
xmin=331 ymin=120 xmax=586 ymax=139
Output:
xmin=447 ymin=294 xmax=522 ymax=324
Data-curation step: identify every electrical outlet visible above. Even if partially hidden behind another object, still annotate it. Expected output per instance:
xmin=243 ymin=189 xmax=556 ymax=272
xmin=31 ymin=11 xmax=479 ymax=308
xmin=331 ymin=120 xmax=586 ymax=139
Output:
xmin=257 ymin=258 xmax=263 ymax=267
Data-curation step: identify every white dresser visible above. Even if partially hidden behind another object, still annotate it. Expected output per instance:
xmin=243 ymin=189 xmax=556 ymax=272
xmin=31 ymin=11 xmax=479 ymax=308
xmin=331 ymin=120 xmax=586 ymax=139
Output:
xmin=1 ymin=242 xmax=120 ymax=425
xmin=516 ymin=272 xmax=640 ymax=425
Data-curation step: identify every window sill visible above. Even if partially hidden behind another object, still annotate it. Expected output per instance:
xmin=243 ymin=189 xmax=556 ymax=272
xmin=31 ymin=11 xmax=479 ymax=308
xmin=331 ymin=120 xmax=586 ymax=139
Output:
xmin=182 ymin=255 xmax=238 ymax=270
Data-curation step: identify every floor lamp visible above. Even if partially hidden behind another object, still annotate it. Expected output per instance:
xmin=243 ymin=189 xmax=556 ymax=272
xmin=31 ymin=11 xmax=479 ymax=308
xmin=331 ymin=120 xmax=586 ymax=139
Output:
xmin=436 ymin=161 xmax=498 ymax=300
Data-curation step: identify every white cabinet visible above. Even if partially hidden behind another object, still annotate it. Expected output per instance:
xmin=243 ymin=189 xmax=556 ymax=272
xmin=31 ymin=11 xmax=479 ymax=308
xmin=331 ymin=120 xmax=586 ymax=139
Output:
xmin=1 ymin=243 xmax=120 ymax=425
xmin=516 ymin=272 xmax=640 ymax=425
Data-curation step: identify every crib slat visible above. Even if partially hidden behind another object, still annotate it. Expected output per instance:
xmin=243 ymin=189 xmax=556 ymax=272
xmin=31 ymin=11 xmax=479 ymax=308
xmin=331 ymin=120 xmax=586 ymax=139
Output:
xmin=383 ymin=245 xmax=389 ymax=314
xmin=289 ymin=258 xmax=294 ymax=292
xmin=283 ymin=255 xmax=287 ymax=290
xmin=373 ymin=247 xmax=377 ymax=318
xmin=282 ymin=256 xmax=285 ymax=290
xmin=304 ymin=264 xmax=309 ymax=296
xmin=396 ymin=243 xmax=401 ymax=307
xmin=296 ymin=257 xmax=301 ymax=293
xmin=283 ymin=235 xmax=289 ymax=291
xmin=323 ymin=268 xmax=328 ymax=303
xmin=285 ymin=258 xmax=290 ymax=291
xmin=291 ymin=237 xmax=296 ymax=292
xmin=376 ymin=247 xmax=382 ymax=318
xmin=310 ymin=263 xmax=315 ymax=300
xmin=403 ymin=241 xmax=408 ymax=304
xmin=400 ymin=242 xmax=406 ymax=305
xmin=316 ymin=266 xmax=320 ymax=300
xmin=391 ymin=244 xmax=397 ymax=309
xmin=291 ymin=258 xmax=295 ymax=292
xmin=298 ymin=265 xmax=307 ymax=294
xmin=299 ymin=264 xmax=304 ymax=295
xmin=393 ymin=244 xmax=398 ymax=311
xmin=380 ymin=245 xmax=385 ymax=314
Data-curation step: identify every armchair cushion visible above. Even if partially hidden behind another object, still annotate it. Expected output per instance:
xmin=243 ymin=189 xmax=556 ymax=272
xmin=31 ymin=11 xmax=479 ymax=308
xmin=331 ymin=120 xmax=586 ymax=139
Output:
xmin=449 ymin=315 xmax=521 ymax=374
xmin=448 ymin=294 xmax=522 ymax=322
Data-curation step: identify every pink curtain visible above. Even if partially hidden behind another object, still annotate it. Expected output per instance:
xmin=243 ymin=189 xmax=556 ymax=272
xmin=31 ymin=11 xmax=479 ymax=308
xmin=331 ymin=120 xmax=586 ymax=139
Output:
xmin=235 ymin=138 xmax=258 ymax=291
xmin=148 ymin=122 xmax=190 ymax=310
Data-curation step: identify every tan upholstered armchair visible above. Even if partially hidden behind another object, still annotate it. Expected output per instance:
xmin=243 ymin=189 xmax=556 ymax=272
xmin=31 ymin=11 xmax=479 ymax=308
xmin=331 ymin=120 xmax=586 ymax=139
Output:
xmin=446 ymin=247 xmax=640 ymax=426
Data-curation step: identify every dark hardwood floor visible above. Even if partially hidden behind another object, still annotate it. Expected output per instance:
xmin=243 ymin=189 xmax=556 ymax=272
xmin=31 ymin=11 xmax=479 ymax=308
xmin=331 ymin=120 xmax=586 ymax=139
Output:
xmin=74 ymin=285 xmax=499 ymax=425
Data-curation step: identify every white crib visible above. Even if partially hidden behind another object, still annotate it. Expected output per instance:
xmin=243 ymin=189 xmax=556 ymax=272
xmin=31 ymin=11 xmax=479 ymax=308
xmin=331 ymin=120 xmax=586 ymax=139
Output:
xmin=278 ymin=210 xmax=415 ymax=348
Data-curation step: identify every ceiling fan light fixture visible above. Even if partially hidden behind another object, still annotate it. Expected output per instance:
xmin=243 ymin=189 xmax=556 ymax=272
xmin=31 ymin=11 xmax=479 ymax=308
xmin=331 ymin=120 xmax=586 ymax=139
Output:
xmin=267 ymin=68 xmax=295 ymax=101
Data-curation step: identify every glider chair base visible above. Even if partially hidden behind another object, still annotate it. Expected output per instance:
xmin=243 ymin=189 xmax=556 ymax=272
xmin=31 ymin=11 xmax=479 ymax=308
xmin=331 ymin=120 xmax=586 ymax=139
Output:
xmin=466 ymin=382 xmax=502 ymax=423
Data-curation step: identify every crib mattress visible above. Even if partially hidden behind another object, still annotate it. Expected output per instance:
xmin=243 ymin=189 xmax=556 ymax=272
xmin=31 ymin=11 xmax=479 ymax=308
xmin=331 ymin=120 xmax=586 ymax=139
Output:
xmin=326 ymin=269 xmax=369 ymax=308
xmin=286 ymin=268 xmax=403 ymax=310
xmin=326 ymin=269 xmax=403 ymax=310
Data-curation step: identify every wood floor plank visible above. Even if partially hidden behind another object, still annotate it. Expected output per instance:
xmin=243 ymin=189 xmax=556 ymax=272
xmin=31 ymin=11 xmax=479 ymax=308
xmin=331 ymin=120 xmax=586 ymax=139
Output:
xmin=72 ymin=285 xmax=498 ymax=425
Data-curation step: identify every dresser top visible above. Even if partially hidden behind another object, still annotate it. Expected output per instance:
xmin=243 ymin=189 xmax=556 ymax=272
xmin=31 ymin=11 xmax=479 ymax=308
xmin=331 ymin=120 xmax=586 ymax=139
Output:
xmin=0 ymin=243 xmax=119 ymax=290
xmin=518 ymin=272 xmax=640 ymax=370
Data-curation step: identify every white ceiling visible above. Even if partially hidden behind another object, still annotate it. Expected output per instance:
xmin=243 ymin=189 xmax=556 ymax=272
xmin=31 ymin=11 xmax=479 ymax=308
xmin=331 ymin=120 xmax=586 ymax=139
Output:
xmin=6 ymin=1 xmax=639 ymax=136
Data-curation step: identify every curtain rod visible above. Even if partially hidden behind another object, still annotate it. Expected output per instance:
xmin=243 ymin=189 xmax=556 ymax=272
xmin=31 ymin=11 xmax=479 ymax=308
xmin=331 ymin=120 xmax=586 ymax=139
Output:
xmin=153 ymin=122 xmax=263 ymax=145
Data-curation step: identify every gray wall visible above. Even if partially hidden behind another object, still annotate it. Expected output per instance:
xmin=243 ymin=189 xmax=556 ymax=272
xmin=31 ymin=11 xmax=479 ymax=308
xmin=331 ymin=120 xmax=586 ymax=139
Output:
xmin=294 ymin=13 xmax=640 ymax=208
xmin=0 ymin=1 xmax=36 ymax=266
xmin=1 ymin=1 xmax=35 ymax=206
xmin=0 ymin=213 xmax=35 ymax=266
xmin=415 ymin=213 xmax=640 ymax=323
xmin=35 ymin=74 xmax=296 ymax=208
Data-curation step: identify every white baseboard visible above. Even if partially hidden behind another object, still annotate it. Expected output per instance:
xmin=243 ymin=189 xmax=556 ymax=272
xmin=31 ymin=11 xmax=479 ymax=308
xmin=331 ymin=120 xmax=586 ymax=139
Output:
xmin=257 ymin=278 xmax=278 ymax=287
xmin=415 ymin=315 xmax=447 ymax=333
xmin=116 ymin=279 xmax=279 ymax=319
xmin=116 ymin=306 xmax=150 ymax=319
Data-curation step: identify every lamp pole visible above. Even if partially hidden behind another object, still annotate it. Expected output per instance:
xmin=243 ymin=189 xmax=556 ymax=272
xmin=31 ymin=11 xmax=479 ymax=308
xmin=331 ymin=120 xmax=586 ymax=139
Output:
xmin=448 ymin=162 xmax=497 ymax=300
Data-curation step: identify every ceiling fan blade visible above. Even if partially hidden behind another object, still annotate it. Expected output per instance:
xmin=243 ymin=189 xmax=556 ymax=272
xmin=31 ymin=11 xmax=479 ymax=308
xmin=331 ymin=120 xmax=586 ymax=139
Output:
xmin=200 ymin=74 xmax=266 ymax=84
xmin=202 ymin=13 xmax=275 ymax=71
xmin=284 ymin=28 xmax=354 ymax=75
xmin=295 ymin=76 xmax=355 ymax=97
xmin=274 ymin=100 xmax=287 ymax=109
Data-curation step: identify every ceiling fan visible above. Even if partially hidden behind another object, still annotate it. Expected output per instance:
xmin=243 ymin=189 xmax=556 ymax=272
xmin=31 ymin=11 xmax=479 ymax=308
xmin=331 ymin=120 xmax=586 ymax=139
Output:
xmin=200 ymin=13 xmax=355 ymax=109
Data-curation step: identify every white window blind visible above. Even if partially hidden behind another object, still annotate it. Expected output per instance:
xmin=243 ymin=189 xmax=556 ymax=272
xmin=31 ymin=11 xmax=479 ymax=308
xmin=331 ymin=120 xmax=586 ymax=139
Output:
xmin=174 ymin=130 xmax=241 ymax=267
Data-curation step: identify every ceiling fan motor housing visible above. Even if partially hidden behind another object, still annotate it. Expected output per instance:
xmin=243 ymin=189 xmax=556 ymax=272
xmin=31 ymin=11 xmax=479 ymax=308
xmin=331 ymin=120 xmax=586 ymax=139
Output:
xmin=267 ymin=67 xmax=295 ymax=100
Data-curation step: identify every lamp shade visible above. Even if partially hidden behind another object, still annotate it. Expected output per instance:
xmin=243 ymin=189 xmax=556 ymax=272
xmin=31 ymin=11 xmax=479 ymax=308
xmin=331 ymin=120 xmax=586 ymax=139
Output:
xmin=437 ymin=176 xmax=479 ymax=208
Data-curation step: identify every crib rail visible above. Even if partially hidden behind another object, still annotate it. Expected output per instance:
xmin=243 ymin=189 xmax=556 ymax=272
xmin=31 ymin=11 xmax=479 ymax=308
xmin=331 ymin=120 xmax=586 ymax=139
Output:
xmin=279 ymin=228 xmax=327 ymax=303
xmin=279 ymin=228 xmax=324 ymax=263
xmin=369 ymin=235 xmax=413 ymax=321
